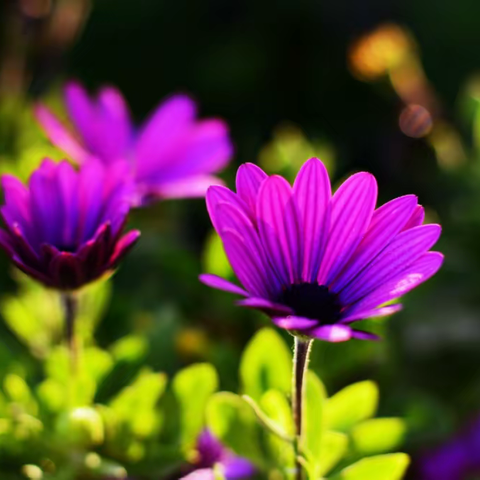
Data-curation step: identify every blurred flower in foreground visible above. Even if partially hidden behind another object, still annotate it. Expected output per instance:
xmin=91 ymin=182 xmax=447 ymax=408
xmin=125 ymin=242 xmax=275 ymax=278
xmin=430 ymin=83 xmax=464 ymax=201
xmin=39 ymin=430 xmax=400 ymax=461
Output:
xmin=419 ymin=414 xmax=480 ymax=480
xmin=35 ymin=82 xmax=233 ymax=205
xmin=200 ymin=157 xmax=443 ymax=342
xmin=181 ymin=429 xmax=255 ymax=480
xmin=0 ymin=159 xmax=139 ymax=290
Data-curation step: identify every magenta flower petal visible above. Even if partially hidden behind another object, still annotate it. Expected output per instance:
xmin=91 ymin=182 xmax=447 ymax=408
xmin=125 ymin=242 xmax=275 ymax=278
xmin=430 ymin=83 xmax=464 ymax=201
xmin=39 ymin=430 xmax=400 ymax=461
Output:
xmin=223 ymin=456 xmax=256 ymax=479
xmin=36 ymin=84 xmax=232 ymax=205
xmin=402 ymin=204 xmax=425 ymax=231
xmin=293 ymin=158 xmax=331 ymax=283
xmin=216 ymin=202 xmax=282 ymax=296
xmin=235 ymin=163 xmax=268 ymax=216
xmin=93 ymin=86 xmax=133 ymax=163
xmin=206 ymin=185 xmax=250 ymax=232
xmin=318 ymin=172 xmax=377 ymax=285
xmin=272 ymin=316 xmax=319 ymax=330
xmin=257 ymin=175 xmax=302 ymax=285
xmin=0 ymin=160 xmax=139 ymax=290
xmin=236 ymin=297 xmax=294 ymax=316
xmin=180 ymin=469 xmax=215 ymax=480
xmin=199 ymin=274 xmax=249 ymax=297
xmin=148 ymin=174 xmax=224 ymax=201
xmin=108 ymin=230 xmax=141 ymax=268
xmin=351 ymin=330 xmax=381 ymax=341
xmin=221 ymin=230 xmax=273 ymax=299
xmin=164 ymin=119 xmax=232 ymax=177
xmin=340 ymin=304 xmax=403 ymax=324
xmin=135 ymin=94 xmax=196 ymax=170
xmin=331 ymin=195 xmax=417 ymax=291
xmin=200 ymin=158 xmax=442 ymax=343
xmin=185 ymin=429 xmax=255 ymax=480
xmin=340 ymin=224 xmax=441 ymax=305
xmin=344 ymin=251 xmax=443 ymax=317
xmin=308 ymin=324 xmax=353 ymax=342
xmin=34 ymin=105 xmax=91 ymax=163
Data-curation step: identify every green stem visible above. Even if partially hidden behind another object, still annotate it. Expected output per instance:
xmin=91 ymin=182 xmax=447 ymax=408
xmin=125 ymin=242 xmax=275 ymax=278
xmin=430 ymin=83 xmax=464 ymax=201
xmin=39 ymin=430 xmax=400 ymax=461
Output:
xmin=62 ymin=292 xmax=79 ymax=375
xmin=292 ymin=337 xmax=313 ymax=480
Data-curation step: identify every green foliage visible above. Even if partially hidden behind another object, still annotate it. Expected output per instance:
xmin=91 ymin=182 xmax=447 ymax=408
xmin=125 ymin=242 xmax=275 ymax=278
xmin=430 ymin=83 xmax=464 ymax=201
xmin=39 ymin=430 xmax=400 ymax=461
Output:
xmin=206 ymin=392 xmax=263 ymax=466
xmin=173 ymin=363 xmax=218 ymax=450
xmin=202 ymin=231 xmax=233 ymax=279
xmin=240 ymin=328 xmax=292 ymax=401
xmin=329 ymin=453 xmax=410 ymax=480
xmin=350 ymin=418 xmax=407 ymax=455
xmin=324 ymin=381 xmax=379 ymax=432
xmin=0 ymin=274 xmax=409 ymax=480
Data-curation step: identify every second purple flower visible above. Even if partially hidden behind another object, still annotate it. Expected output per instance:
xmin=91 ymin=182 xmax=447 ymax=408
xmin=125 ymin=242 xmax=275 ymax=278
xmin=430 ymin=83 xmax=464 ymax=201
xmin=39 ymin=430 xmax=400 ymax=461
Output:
xmin=35 ymin=82 xmax=233 ymax=205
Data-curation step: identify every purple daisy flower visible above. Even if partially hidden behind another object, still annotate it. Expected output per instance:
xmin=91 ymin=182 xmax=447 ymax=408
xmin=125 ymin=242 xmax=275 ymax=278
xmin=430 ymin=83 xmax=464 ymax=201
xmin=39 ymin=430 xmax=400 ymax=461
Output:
xmin=35 ymin=82 xmax=233 ymax=205
xmin=199 ymin=157 xmax=443 ymax=342
xmin=0 ymin=159 xmax=140 ymax=290
xmin=180 ymin=429 xmax=255 ymax=480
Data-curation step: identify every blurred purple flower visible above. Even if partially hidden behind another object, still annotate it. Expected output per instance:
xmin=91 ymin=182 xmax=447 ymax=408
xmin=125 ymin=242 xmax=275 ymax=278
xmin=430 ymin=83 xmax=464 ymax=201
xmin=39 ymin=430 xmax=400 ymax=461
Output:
xmin=180 ymin=429 xmax=255 ymax=480
xmin=35 ymin=82 xmax=233 ymax=205
xmin=0 ymin=159 xmax=140 ymax=290
xmin=419 ymin=414 xmax=480 ymax=480
xmin=200 ymin=157 xmax=443 ymax=342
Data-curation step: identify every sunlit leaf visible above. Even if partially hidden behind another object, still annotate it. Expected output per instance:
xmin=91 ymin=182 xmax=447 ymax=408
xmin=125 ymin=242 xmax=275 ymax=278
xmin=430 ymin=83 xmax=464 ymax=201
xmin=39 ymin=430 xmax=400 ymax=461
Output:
xmin=173 ymin=363 xmax=218 ymax=450
xmin=350 ymin=418 xmax=407 ymax=455
xmin=111 ymin=335 xmax=148 ymax=363
xmin=302 ymin=370 xmax=327 ymax=468
xmin=55 ymin=406 xmax=104 ymax=446
xmin=328 ymin=453 xmax=410 ymax=480
xmin=259 ymin=389 xmax=294 ymax=471
xmin=318 ymin=431 xmax=348 ymax=477
xmin=240 ymin=328 xmax=292 ymax=401
xmin=206 ymin=392 xmax=263 ymax=466
xmin=110 ymin=368 xmax=167 ymax=438
xmin=203 ymin=231 xmax=233 ymax=278
xmin=324 ymin=381 xmax=379 ymax=432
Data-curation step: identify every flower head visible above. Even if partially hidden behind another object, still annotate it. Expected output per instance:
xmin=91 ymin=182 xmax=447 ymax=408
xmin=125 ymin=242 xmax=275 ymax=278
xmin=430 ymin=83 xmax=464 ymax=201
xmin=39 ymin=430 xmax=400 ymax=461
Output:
xmin=0 ymin=159 xmax=140 ymax=290
xmin=35 ymin=82 xmax=233 ymax=205
xmin=200 ymin=158 xmax=442 ymax=342
xmin=180 ymin=429 xmax=255 ymax=480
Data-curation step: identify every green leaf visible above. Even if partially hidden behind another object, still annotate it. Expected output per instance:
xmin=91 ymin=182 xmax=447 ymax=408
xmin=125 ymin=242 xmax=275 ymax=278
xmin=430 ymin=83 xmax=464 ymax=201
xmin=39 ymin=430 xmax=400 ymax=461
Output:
xmin=328 ymin=453 xmax=410 ymax=480
xmin=55 ymin=407 xmax=104 ymax=446
xmin=324 ymin=381 xmax=379 ymax=432
xmin=351 ymin=418 xmax=407 ymax=455
xmin=318 ymin=431 xmax=348 ymax=477
xmin=203 ymin=231 xmax=233 ymax=278
xmin=259 ymin=389 xmax=294 ymax=472
xmin=206 ymin=392 xmax=263 ymax=466
xmin=173 ymin=363 xmax=218 ymax=450
xmin=302 ymin=371 xmax=327 ymax=464
xmin=243 ymin=394 xmax=292 ymax=441
xmin=240 ymin=328 xmax=292 ymax=401
xmin=110 ymin=369 xmax=167 ymax=438
xmin=111 ymin=335 xmax=148 ymax=362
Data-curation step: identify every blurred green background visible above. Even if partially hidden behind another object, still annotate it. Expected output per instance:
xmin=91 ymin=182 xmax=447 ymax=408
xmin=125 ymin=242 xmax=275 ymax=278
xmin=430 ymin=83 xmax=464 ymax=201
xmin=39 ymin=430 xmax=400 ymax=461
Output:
xmin=1 ymin=0 xmax=480 ymax=478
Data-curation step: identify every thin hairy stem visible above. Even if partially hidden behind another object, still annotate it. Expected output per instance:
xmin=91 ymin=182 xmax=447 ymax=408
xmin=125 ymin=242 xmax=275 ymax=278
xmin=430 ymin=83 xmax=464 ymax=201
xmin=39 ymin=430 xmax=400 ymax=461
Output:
xmin=292 ymin=337 xmax=313 ymax=480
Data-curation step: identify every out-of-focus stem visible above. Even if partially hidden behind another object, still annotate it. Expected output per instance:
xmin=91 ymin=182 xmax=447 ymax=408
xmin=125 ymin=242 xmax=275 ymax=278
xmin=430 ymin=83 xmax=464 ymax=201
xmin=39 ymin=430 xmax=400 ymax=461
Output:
xmin=292 ymin=337 xmax=312 ymax=480
xmin=62 ymin=292 xmax=78 ymax=373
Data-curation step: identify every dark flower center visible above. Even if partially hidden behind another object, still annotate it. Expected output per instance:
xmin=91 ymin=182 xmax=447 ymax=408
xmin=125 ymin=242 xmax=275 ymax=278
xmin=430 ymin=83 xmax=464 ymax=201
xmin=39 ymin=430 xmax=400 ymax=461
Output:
xmin=57 ymin=244 xmax=77 ymax=253
xmin=278 ymin=282 xmax=342 ymax=325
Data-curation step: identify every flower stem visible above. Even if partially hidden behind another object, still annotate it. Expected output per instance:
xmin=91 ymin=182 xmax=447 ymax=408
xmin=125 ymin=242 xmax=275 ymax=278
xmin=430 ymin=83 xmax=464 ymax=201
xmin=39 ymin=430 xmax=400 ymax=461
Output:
xmin=62 ymin=292 xmax=78 ymax=374
xmin=292 ymin=337 xmax=312 ymax=480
